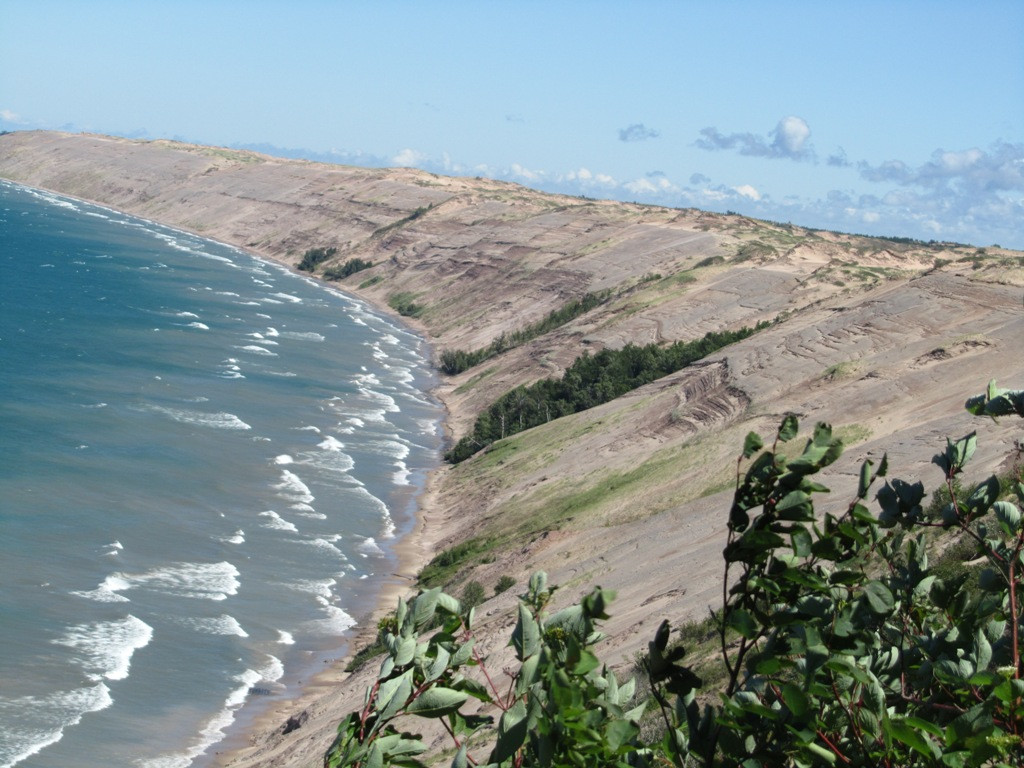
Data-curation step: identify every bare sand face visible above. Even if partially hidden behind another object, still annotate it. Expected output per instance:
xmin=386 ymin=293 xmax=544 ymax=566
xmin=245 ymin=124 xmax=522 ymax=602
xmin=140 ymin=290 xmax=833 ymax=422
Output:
xmin=2 ymin=131 xmax=1022 ymax=767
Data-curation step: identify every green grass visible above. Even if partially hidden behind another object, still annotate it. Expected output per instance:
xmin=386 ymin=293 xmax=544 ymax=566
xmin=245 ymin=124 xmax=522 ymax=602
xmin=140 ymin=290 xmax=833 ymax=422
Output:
xmin=388 ymin=292 xmax=424 ymax=318
xmin=359 ymin=275 xmax=384 ymax=289
xmin=454 ymin=366 xmax=499 ymax=395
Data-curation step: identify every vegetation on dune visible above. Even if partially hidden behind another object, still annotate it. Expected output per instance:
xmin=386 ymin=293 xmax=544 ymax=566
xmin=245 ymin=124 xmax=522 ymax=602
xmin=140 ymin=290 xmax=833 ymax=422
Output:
xmin=325 ymin=380 xmax=1024 ymax=768
xmin=298 ymin=246 xmax=338 ymax=272
xmin=439 ymin=291 xmax=612 ymax=376
xmin=325 ymin=258 xmax=375 ymax=281
xmin=445 ymin=321 xmax=771 ymax=464
xmin=389 ymin=292 xmax=425 ymax=318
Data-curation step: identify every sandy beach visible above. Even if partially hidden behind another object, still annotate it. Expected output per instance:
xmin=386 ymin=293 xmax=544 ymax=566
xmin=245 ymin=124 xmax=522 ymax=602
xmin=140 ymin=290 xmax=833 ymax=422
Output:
xmin=3 ymin=131 xmax=1024 ymax=768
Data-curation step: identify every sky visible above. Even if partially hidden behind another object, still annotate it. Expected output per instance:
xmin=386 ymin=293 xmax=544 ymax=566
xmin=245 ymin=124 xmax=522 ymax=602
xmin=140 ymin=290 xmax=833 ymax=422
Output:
xmin=2 ymin=1 xmax=1022 ymax=248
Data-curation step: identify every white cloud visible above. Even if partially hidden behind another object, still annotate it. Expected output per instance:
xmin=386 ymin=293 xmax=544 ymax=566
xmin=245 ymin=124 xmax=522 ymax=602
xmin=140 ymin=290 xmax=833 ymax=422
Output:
xmin=772 ymin=116 xmax=811 ymax=156
xmin=391 ymin=148 xmax=428 ymax=167
xmin=733 ymin=184 xmax=761 ymax=201
xmin=508 ymin=163 xmax=542 ymax=182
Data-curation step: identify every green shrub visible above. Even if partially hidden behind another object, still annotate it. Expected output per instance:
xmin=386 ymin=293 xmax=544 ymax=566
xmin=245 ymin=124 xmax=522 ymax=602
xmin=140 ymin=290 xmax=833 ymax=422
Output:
xmin=323 ymin=258 xmax=373 ymax=280
xmin=388 ymin=292 xmax=424 ymax=318
xmin=461 ymin=580 xmax=486 ymax=609
xmin=297 ymin=246 xmax=336 ymax=272
xmin=494 ymin=575 xmax=516 ymax=595
xmin=325 ymin=380 xmax=1024 ymax=768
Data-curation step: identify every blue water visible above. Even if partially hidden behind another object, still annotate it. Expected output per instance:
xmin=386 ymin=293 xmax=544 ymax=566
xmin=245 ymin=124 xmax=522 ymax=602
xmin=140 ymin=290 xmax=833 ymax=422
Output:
xmin=0 ymin=181 xmax=443 ymax=767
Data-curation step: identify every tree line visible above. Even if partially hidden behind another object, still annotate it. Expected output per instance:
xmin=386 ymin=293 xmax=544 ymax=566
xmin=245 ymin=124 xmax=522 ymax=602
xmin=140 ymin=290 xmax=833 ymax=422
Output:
xmin=445 ymin=321 xmax=771 ymax=463
xmin=439 ymin=291 xmax=612 ymax=376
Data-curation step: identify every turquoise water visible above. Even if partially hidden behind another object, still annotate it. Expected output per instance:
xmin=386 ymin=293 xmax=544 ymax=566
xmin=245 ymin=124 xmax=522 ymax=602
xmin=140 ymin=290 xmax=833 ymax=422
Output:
xmin=0 ymin=181 xmax=443 ymax=767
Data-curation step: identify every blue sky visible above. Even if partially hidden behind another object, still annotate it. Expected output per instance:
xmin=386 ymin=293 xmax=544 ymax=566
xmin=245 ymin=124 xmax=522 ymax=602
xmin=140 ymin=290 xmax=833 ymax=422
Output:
xmin=2 ymin=1 xmax=1022 ymax=248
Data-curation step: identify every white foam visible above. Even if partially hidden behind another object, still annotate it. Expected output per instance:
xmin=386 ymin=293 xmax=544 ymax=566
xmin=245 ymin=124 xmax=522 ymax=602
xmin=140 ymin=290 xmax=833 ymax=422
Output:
xmin=218 ymin=529 xmax=246 ymax=545
xmin=286 ymin=577 xmax=336 ymax=600
xmin=187 ymin=615 xmax=249 ymax=638
xmin=274 ymin=470 xmax=314 ymax=504
xmin=317 ymin=435 xmax=345 ymax=451
xmin=273 ymin=454 xmax=294 ymax=465
xmin=176 ymin=311 xmax=200 ymax=318
xmin=53 ymin=615 xmax=154 ymax=682
xmin=280 ymin=331 xmax=325 ymax=342
xmin=135 ymin=655 xmax=283 ymax=768
xmin=290 ymin=504 xmax=326 ymax=520
xmin=272 ymin=292 xmax=303 ymax=303
xmin=236 ymin=344 xmax=278 ymax=356
xmin=72 ymin=574 xmax=132 ymax=603
xmin=187 ymin=322 xmax=210 ymax=330
xmin=357 ymin=537 xmax=385 ymax=557
xmin=0 ymin=682 xmax=112 ymax=768
xmin=305 ymin=537 xmax=346 ymax=558
xmin=264 ymin=326 xmax=280 ymax=336
xmin=89 ymin=562 xmax=241 ymax=602
xmin=245 ymin=332 xmax=278 ymax=345
xmin=104 ymin=540 xmax=124 ymax=556
xmin=309 ymin=604 xmax=357 ymax=636
xmin=139 ymin=405 xmax=251 ymax=431
xmin=276 ymin=630 xmax=295 ymax=645
xmin=393 ymin=463 xmax=412 ymax=486
xmin=259 ymin=510 xmax=298 ymax=533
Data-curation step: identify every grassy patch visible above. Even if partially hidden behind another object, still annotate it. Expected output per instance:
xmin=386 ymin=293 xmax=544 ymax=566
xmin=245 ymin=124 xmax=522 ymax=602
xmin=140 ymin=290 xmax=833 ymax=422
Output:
xmin=388 ymin=292 xmax=424 ymax=318
xmin=454 ymin=366 xmax=499 ymax=395
xmin=358 ymin=275 xmax=384 ymax=289
xmin=835 ymin=423 xmax=873 ymax=446
xmin=822 ymin=360 xmax=860 ymax=381
xmin=419 ymin=536 xmax=500 ymax=588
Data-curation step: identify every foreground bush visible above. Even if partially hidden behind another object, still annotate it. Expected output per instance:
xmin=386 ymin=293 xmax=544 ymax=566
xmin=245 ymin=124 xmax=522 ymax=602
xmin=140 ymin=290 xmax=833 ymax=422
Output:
xmin=326 ymin=381 xmax=1024 ymax=767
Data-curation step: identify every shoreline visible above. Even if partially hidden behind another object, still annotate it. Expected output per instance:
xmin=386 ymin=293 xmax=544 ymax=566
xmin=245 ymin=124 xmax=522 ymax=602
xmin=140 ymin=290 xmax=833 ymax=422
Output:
xmin=3 ymin=178 xmax=456 ymax=768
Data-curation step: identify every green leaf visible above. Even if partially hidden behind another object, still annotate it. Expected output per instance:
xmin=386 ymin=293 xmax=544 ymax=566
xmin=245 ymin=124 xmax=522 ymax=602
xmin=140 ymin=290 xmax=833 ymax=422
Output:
xmin=790 ymin=525 xmax=813 ymax=557
xmin=605 ymin=719 xmax=639 ymax=750
xmin=727 ymin=608 xmax=758 ymax=639
xmin=743 ymin=431 xmax=764 ymax=458
xmin=858 ymin=459 xmax=873 ymax=498
xmin=425 ymin=645 xmax=451 ymax=682
xmin=450 ymin=638 xmax=474 ymax=667
xmin=376 ymin=671 xmax=413 ymax=721
xmin=781 ymin=682 xmax=809 ymax=718
xmin=364 ymin=742 xmax=384 ymax=768
xmin=511 ymin=602 xmax=541 ymax=661
xmin=450 ymin=745 xmax=468 ymax=768
xmin=862 ymin=580 xmax=894 ymax=615
xmin=406 ymin=686 xmax=468 ymax=718
xmin=778 ymin=414 xmax=799 ymax=442
xmin=490 ymin=699 xmax=528 ymax=764
xmin=412 ymin=588 xmax=440 ymax=629
xmin=393 ymin=635 xmax=417 ymax=667
xmin=994 ymin=500 xmax=1022 ymax=535
xmin=886 ymin=717 xmax=938 ymax=759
